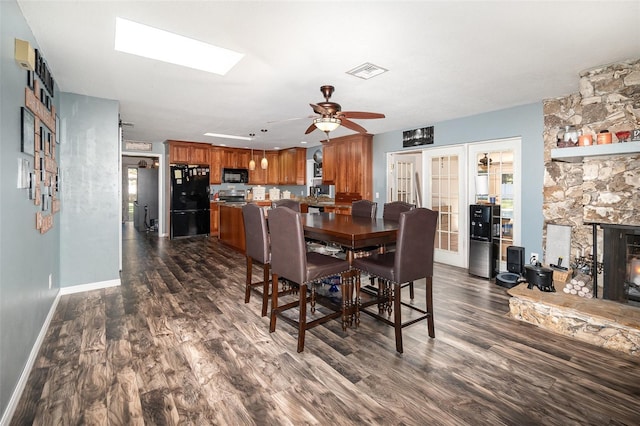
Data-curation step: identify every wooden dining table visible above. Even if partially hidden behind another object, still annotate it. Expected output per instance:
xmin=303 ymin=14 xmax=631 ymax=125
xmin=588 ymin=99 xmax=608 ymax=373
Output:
xmin=301 ymin=212 xmax=399 ymax=265
xmin=301 ymin=212 xmax=399 ymax=329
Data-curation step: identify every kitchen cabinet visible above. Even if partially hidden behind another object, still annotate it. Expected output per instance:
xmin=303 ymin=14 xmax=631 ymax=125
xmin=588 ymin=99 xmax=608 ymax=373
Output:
xmin=248 ymin=151 xmax=266 ymax=185
xmin=279 ymin=147 xmax=306 ymax=185
xmin=322 ymin=133 xmax=372 ymax=199
xmin=219 ymin=204 xmax=245 ymax=253
xmin=209 ymin=147 xmax=222 ymax=184
xmin=167 ymin=140 xmax=209 ymax=165
xmin=265 ymin=151 xmax=280 ymax=184
xmin=210 ymin=202 xmax=220 ymax=236
xmin=322 ymin=142 xmax=336 ymax=184
xmin=222 ymin=148 xmax=251 ymax=169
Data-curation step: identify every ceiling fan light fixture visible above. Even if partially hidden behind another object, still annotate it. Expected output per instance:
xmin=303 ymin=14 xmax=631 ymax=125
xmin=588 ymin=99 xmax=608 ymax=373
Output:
xmin=314 ymin=117 xmax=341 ymax=132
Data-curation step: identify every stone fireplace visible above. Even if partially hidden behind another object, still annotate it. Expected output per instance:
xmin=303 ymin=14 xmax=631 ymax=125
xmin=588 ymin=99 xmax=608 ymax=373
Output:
xmin=507 ymin=58 xmax=640 ymax=356
xmin=543 ymin=58 xmax=640 ymax=300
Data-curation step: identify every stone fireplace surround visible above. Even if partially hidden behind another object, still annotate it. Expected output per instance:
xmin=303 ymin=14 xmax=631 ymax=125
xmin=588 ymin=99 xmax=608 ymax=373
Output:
xmin=508 ymin=58 xmax=640 ymax=355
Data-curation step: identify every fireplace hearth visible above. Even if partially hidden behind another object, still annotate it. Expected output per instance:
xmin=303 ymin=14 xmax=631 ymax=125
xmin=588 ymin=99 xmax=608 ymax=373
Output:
xmin=602 ymin=224 xmax=640 ymax=307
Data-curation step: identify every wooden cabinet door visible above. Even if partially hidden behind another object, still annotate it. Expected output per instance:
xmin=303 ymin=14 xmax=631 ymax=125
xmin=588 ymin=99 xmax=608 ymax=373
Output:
xmin=191 ymin=145 xmax=209 ymax=165
xmin=248 ymin=152 xmax=265 ymax=184
xmin=335 ymin=140 xmax=351 ymax=193
xmin=322 ymin=142 xmax=336 ymax=184
xmin=210 ymin=203 xmax=220 ymax=236
xmin=222 ymin=149 xmax=236 ymax=168
xmin=278 ymin=149 xmax=292 ymax=184
xmin=170 ymin=143 xmax=191 ymax=163
xmin=265 ymin=151 xmax=279 ymax=184
xmin=209 ymin=147 xmax=222 ymax=184
xmin=293 ymin=147 xmax=306 ymax=185
xmin=236 ymin=150 xmax=250 ymax=170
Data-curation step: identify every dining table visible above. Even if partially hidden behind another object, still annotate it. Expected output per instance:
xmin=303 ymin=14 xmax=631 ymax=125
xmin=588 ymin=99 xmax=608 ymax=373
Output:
xmin=300 ymin=212 xmax=399 ymax=328
xmin=301 ymin=212 xmax=399 ymax=265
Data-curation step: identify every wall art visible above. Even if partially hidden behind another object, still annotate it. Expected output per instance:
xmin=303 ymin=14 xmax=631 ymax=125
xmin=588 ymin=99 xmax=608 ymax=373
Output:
xmin=403 ymin=126 xmax=434 ymax=147
xmin=21 ymin=107 xmax=35 ymax=156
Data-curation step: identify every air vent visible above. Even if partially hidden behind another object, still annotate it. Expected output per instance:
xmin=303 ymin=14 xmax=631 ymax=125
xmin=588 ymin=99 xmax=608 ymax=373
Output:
xmin=346 ymin=62 xmax=388 ymax=80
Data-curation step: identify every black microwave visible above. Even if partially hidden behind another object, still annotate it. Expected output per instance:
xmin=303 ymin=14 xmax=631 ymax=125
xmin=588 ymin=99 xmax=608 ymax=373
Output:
xmin=222 ymin=168 xmax=249 ymax=183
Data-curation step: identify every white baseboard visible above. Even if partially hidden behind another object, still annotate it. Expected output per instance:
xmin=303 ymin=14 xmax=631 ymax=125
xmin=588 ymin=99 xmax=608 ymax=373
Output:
xmin=0 ymin=291 xmax=61 ymax=426
xmin=59 ymin=278 xmax=121 ymax=295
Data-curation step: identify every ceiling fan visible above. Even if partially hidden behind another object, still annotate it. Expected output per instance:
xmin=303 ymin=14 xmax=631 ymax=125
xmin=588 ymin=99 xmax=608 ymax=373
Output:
xmin=479 ymin=153 xmax=493 ymax=170
xmin=304 ymin=85 xmax=385 ymax=135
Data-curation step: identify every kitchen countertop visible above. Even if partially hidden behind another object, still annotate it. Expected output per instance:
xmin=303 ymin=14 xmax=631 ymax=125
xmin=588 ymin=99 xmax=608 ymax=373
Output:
xmin=212 ymin=197 xmax=345 ymax=208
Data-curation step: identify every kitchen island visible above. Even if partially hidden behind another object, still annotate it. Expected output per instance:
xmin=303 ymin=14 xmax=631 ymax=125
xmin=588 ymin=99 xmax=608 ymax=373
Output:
xmin=218 ymin=200 xmax=308 ymax=253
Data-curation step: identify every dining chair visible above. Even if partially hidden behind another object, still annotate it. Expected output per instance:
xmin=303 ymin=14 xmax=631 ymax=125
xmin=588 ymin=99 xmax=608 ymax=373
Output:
xmin=271 ymin=199 xmax=301 ymax=212
xmin=351 ymin=199 xmax=377 ymax=218
xmin=353 ymin=208 xmax=438 ymax=353
xmin=383 ymin=201 xmax=415 ymax=221
xmin=382 ymin=201 xmax=416 ymax=298
xmin=268 ymin=206 xmax=351 ymax=352
xmin=242 ymin=204 xmax=271 ymax=316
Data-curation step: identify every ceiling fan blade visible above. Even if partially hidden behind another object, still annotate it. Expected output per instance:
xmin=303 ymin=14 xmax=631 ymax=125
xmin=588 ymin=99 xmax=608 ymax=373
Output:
xmin=304 ymin=123 xmax=318 ymax=134
xmin=310 ymin=103 xmax=329 ymax=115
xmin=339 ymin=111 xmax=385 ymax=119
xmin=340 ymin=118 xmax=367 ymax=133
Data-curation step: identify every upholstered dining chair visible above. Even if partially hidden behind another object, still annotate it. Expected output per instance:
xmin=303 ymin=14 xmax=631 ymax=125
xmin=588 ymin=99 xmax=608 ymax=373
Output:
xmin=382 ymin=201 xmax=416 ymax=298
xmin=268 ymin=206 xmax=351 ymax=352
xmin=351 ymin=199 xmax=377 ymax=218
xmin=353 ymin=208 xmax=438 ymax=353
xmin=242 ymin=203 xmax=271 ymax=317
xmin=271 ymin=199 xmax=301 ymax=212
xmin=383 ymin=201 xmax=415 ymax=222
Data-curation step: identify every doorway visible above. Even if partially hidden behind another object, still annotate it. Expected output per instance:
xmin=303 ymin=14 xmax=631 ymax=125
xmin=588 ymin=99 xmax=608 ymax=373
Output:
xmin=121 ymin=156 xmax=160 ymax=231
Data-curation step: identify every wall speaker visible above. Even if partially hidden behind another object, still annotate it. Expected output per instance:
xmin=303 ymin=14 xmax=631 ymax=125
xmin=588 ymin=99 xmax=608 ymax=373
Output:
xmin=506 ymin=245 xmax=525 ymax=275
xmin=15 ymin=39 xmax=35 ymax=71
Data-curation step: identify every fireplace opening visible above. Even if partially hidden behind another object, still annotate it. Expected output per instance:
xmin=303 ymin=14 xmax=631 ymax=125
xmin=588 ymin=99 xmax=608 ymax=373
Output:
xmin=627 ymin=236 xmax=640 ymax=304
xmin=602 ymin=224 xmax=640 ymax=307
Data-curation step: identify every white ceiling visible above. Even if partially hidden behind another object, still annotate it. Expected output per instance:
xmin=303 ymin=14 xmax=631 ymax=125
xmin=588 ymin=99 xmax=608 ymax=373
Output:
xmin=16 ymin=1 xmax=640 ymax=150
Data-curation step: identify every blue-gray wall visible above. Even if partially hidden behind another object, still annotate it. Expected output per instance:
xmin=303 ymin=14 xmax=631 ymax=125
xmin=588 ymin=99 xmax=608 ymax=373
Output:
xmin=0 ymin=0 xmax=60 ymax=417
xmin=372 ymin=102 xmax=545 ymax=257
xmin=59 ymin=93 xmax=120 ymax=287
xmin=1 ymin=1 xmax=122 ymax=420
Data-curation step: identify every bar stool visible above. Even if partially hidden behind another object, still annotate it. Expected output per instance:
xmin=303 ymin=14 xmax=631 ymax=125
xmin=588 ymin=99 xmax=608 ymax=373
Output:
xmin=353 ymin=208 xmax=438 ymax=353
xmin=241 ymin=204 xmax=271 ymax=317
xmin=351 ymin=199 xmax=377 ymax=218
xmin=268 ymin=206 xmax=351 ymax=352
xmin=271 ymin=199 xmax=301 ymax=212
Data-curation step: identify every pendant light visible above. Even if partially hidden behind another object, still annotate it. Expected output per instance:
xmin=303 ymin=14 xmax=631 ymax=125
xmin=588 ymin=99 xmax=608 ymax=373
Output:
xmin=249 ymin=148 xmax=256 ymax=170
xmin=261 ymin=149 xmax=268 ymax=169
xmin=260 ymin=129 xmax=268 ymax=169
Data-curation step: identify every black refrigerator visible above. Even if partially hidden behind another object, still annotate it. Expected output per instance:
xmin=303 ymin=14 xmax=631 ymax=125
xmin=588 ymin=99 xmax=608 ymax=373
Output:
xmin=170 ymin=165 xmax=210 ymax=238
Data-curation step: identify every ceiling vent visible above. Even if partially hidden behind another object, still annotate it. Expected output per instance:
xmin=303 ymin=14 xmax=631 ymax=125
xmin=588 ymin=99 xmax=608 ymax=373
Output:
xmin=346 ymin=62 xmax=388 ymax=80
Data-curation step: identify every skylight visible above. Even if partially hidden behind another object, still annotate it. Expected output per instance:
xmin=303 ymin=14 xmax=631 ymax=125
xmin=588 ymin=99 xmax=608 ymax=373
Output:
xmin=114 ymin=17 xmax=244 ymax=75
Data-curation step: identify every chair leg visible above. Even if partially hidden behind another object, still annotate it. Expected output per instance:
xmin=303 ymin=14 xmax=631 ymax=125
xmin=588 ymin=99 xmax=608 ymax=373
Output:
xmin=409 ymin=281 xmax=415 ymax=300
xmin=393 ymin=282 xmax=403 ymax=353
xmin=354 ymin=272 xmax=361 ymax=328
xmin=269 ymin=273 xmax=279 ymax=333
xmin=261 ymin=264 xmax=270 ymax=317
xmin=297 ymin=283 xmax=308 ymax=353
xmin=245 ymin=256 xmax=253 ymax=303
xmin=426 ymin=276 xmax=435 ymax=338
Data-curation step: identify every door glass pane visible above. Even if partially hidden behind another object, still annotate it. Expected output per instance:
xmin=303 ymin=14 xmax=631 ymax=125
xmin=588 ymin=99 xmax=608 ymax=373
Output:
xmin=431 ymin=155 xmax=459 ymax=254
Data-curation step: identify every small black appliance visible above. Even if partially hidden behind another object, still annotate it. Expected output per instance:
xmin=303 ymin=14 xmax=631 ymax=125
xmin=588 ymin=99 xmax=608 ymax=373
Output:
xmin=525 ymin=264 xmax=555 ymax=292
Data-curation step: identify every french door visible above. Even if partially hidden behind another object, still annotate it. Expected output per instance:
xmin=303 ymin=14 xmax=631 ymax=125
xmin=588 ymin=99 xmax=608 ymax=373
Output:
xmin=423 ymin=146 xmax=467 ymax=267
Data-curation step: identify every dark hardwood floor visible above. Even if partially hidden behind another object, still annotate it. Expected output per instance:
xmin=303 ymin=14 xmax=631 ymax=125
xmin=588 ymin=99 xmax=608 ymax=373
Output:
xmin=11 ymin=223 xmax=640 ymax=425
